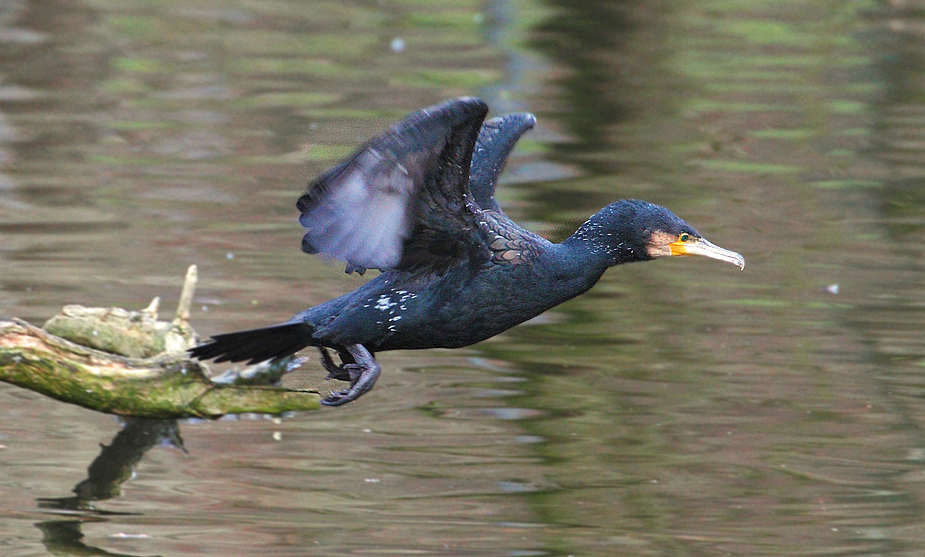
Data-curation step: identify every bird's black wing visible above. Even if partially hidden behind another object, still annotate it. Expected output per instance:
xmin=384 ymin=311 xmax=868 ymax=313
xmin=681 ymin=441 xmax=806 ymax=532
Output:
xmin=464 ymin=112 xmax=548 ymax=267
xmin=469 ymin=112 xmax=536 ymax=213
xmin=297 ymin=97 xmax=489 ymax=274
xmin=395 ymin=109 xmax=546 ymax=272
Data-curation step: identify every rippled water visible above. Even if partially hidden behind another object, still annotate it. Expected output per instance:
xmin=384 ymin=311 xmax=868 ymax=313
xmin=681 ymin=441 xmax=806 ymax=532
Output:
xmin=2 ymin=1 xmax=925 ymax=555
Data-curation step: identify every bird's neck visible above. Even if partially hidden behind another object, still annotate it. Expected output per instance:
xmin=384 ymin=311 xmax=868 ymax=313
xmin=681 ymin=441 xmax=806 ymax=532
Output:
xmin=560 ymin=215 xmax=646 ymax=270
xmin=539 ymin=225 xmax=637 ymax=304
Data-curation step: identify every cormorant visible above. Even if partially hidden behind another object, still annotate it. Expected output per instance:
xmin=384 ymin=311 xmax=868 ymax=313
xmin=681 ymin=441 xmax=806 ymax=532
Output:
xmin=190 ymin=97 xmax=745 ymax=406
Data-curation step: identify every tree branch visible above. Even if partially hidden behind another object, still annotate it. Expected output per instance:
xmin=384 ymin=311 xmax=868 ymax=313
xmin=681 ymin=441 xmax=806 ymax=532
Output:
xmin=0 ymin=267 xmax=320 ymax=418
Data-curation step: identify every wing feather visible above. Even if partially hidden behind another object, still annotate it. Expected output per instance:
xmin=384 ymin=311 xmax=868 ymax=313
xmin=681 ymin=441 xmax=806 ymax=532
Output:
xmin=469 ymin=112 xmax=536 ymax=213
xmin=297 ymin=97 xmax=488 ymax=274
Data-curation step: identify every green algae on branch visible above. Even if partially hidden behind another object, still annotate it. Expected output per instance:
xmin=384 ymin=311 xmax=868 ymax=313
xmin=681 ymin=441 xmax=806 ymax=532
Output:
xmin=0 ymin=266 xmax=320 ymax=418
xmin=0 ymin=320 xmax=320 ymax=418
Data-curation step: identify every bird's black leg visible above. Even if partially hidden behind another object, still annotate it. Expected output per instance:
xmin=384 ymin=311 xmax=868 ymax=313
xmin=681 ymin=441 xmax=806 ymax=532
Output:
xmin=318 ymin=344 xmax=380 ymax=407
xmin=318 ymin=347 xmax=351 ymax=382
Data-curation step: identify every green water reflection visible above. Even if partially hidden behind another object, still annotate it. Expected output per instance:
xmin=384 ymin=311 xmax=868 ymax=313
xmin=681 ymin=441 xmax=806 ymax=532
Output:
xmin=1 ymin=0 xmax=925 ymax=556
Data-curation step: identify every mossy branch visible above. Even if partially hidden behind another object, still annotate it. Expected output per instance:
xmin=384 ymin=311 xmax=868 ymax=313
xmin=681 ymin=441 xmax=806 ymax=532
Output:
xmin=0 ymin=266 xmax=320 ymax=418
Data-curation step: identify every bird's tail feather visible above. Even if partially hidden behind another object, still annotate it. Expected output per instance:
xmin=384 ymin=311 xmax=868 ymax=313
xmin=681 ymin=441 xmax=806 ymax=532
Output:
xmin=188 ymin=322 xmax=315 ymax=365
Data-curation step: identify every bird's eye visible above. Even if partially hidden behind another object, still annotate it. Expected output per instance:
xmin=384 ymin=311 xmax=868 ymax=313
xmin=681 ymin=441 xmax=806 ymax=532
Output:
xmin=679 ymin=233 xmax=691 ymax=242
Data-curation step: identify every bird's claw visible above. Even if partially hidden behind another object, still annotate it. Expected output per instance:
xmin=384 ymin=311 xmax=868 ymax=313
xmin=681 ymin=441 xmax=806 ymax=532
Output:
xmin=321 ymin=364 xmax=379 ymax=406
xmin=318 ymin=345 xmax=381 ymax=406
xmin=322 ymin=387 xmax=353 ymax=406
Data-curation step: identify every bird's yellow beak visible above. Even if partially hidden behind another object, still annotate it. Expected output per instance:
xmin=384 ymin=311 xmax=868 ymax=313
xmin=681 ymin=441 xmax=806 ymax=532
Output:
xmin=669 ymin=237 xmax=745 ymax=271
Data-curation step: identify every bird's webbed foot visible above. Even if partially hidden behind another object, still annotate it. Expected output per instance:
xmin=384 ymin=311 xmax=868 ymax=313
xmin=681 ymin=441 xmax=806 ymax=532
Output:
xmin=318 ymin=345 xmax=380 ymax=406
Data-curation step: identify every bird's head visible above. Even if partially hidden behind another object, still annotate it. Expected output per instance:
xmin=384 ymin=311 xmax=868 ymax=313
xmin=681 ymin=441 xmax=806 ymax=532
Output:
xmin=572 ymin=199 xmax=745 ymax=270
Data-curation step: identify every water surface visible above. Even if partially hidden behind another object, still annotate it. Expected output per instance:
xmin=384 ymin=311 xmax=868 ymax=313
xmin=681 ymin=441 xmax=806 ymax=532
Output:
xmin=2 ymin=1 xmax=925 ymax=555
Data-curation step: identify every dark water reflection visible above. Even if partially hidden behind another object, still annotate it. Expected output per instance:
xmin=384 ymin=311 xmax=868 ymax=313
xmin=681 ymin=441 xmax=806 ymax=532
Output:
xmin=3 ymin=0 xmax=925 ymax=556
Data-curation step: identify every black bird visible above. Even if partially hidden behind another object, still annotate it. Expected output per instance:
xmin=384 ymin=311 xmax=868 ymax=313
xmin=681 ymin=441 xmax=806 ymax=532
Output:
xmin=190 ymin=97 xmax=745 ymax=406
